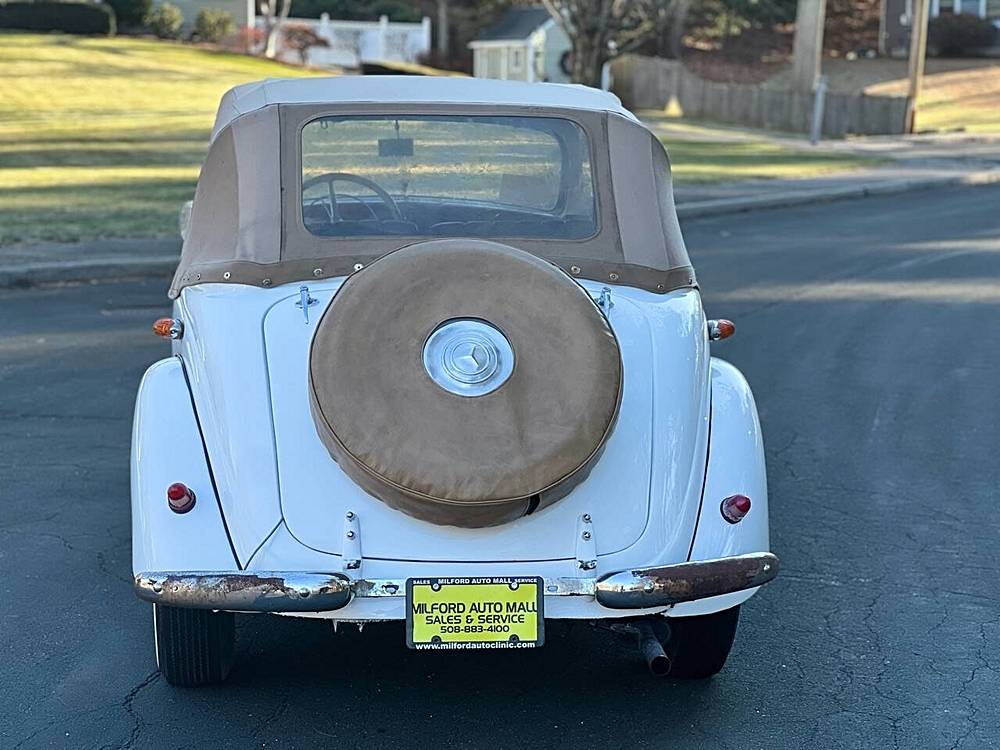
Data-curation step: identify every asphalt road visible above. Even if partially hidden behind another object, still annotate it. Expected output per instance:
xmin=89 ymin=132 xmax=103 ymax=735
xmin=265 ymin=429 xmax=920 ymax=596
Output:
xmin=2 ymin=185 xmax=999 ymax=749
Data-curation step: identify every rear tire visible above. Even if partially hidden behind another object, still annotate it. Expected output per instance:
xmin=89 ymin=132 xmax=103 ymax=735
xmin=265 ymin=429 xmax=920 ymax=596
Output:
xmin=153 ymin=604 xmax=235 ymax=687
xmin=664 ymin=605 xmax=740 ymax=678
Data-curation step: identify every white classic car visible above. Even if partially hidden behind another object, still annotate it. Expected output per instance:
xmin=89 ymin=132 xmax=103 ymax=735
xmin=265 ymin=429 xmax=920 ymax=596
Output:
xmin=133 ymin=76 xmax=778 ymax=686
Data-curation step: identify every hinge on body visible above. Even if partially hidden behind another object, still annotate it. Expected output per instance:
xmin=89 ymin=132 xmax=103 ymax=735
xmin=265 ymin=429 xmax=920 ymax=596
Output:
xmin=343 ymin=511 xmax=362 ymax=572
xmin=575 ymin=513 xmax=597 ymax=571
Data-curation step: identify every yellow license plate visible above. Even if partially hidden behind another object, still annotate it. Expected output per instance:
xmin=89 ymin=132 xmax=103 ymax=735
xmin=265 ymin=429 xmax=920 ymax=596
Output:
xmin=406 ymin=576 xmax=544 ymax=650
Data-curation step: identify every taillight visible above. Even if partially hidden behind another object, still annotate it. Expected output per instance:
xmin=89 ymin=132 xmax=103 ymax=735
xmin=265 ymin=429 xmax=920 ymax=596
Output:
xmin=167 ymin=482 xmax=196 ymax=514
xmin=153 ymin=317 xmax=183 ymax=339
xmin=720 ymin=494 xmax=751 ymax=523
xmin=707 ymin=319 xmax=735 ymax=341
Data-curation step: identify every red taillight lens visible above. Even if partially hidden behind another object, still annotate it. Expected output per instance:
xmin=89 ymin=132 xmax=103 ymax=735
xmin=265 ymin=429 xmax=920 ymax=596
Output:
xmin=720 ymin=494 xmax=751 ymax=524
xmin=167 ymin=482 xmax=196 ymax=514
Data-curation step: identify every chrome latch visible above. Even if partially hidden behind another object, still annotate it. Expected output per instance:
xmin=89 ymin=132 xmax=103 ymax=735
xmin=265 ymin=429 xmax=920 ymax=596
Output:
xmin=593 ymin=287 xmax=613 ymax=313
xmin=576 ymin=513 xmax=597 ymax=571
xmin=342 ymin=511 xmax=362 ymax=571
xmin=296 ymin=285 xmax=318 ymax=324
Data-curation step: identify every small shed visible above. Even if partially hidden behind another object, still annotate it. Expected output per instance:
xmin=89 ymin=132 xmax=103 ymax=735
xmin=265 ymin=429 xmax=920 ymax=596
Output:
xmin=468 ymin=6 xmax=571 ymax=83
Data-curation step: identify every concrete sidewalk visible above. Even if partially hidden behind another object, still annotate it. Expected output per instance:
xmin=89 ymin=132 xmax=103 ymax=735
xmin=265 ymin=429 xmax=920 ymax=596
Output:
xmin=674 ymin=161 xmax=1000 ymax=217
xmin=0 ymin=237 xmax=180 ymax=289
xmin=2 ymin=131 xmax=999 ymax=289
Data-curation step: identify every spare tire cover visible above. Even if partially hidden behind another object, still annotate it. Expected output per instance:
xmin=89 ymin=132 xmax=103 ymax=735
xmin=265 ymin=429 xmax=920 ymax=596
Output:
xmin=309 ymin=239 xmax=622 ymax=528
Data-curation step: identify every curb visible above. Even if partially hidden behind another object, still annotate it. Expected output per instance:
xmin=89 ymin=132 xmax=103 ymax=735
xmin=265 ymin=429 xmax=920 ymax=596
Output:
xmin=1 ymin=170 xmax=999 ymax=290
xmin=0 ymin=255 xmax=178 ymax=290
xmin=676 ymin=168 xmax=1000 ymax=219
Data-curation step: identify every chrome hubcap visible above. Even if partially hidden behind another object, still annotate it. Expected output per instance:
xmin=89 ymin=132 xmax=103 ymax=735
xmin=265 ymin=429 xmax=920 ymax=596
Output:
xmin=423 ymin=319 xmax=514 ymax=397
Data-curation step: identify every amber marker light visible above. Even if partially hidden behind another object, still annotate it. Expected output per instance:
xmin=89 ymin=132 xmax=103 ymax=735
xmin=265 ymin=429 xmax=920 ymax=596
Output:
xmin=167 ymin=483 xmax=196 ymax=514
xmin=153 ymin=317 xmax=183 ymax=339
xmin=707 ymin=319 xmax=735 ymax=341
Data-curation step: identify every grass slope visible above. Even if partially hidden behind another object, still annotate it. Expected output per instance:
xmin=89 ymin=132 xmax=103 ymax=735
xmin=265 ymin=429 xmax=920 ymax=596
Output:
xmin=865 ymin=62 xmax=1000 ymax=134
xmin=1 ymin=33 xmax=877 ymax=245
xmin=0 ymin=33 xmax=320 ymax=244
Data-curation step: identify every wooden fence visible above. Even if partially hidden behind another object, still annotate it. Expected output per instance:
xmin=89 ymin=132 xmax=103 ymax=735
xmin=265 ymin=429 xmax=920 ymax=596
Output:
xmin=610 ymin=55 xmax=910 ymax=138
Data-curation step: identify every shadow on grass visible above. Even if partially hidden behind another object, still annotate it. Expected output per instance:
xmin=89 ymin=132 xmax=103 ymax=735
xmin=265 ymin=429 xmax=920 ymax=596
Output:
xmin=0 ymin=145 xmax=208 ymax=169
xmin=0 ymin=178 xmax=197 ymax=243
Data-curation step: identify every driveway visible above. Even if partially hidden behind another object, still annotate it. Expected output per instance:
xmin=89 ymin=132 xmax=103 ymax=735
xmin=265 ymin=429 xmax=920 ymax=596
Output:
xmin=2 ymin=184 xmax=999 ymax=749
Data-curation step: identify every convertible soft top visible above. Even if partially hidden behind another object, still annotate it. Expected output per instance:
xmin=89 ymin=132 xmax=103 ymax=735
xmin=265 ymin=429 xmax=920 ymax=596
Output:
xmin=171 ymin=76 xmax=694 ymax=297
xmin=210 ymin=76 xmax=641 ymax=140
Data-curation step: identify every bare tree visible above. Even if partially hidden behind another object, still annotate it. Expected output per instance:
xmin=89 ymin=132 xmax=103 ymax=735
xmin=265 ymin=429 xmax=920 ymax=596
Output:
xmin=260 ymin=0 xmax=292 ymax=59
xmin=283 ymin=22 xmax=330 ymax=65
xmin=543 ymin=0 xmax=687 ymax=85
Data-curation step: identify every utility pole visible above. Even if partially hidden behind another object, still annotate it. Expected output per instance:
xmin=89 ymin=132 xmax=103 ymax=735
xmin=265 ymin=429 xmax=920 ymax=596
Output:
xmin=791 ymin=0 xmax=827 ymax=94
xmin=436 ymin=0 xmax=450 ymax=58
xmin=904 ymin=0 xmax=930 ymax=133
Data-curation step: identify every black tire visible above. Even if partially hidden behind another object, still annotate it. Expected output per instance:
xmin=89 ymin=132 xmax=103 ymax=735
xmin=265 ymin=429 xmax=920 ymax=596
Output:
xmin=663 ymin=605 xmax=740 ymax=679
xmin=153 ymin=604 xmax=235 ymax=687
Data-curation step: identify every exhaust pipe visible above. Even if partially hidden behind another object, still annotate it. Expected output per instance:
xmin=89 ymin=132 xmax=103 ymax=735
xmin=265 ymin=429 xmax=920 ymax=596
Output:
xmin=635 ymin=620 xmax=671 ymax=676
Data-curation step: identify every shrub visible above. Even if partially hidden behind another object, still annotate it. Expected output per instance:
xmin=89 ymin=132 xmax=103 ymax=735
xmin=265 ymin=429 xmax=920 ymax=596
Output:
xmin=282 ymin=22 xmax=328 ymax=63
xmin=0 ymin=0 xmax=116 ymax=35
xmin=106 ymin=0 xmax=150 ymax=27
xmin=194 ymin=8 xmax=233 ymax=42
xmin=928 ymin=14 xmax=996 ymax=56
xmin=148 ymin=1 xmax=182 ymax=38
xmin=234 ymin=24 xmax=265 ymax=53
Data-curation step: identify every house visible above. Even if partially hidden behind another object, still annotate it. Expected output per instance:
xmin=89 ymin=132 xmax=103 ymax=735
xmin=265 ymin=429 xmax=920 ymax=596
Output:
xmin=468 ymin=6 xmax=571 ymax=83
xmin=881 ymin=0 xmax=1000 ymax=56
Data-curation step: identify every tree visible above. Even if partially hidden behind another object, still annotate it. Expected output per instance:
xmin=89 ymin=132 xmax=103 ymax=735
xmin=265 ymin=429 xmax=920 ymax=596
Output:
xmin=105 ymin=0 xmax=152 ymax=28
xmin=653 ymin=0 xmax=691 ymax=59
xmin=260 ymin=0 xmax=292 ymax=58
xmin=542 ymin=0 xmax=683 ymax=86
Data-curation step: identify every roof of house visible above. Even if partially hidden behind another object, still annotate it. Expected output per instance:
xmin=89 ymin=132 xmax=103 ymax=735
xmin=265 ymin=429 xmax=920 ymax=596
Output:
xmin=474 ymin=6 xmax=552 ymax=42
xmin=211 ymin=75 xmax=636 ymax=139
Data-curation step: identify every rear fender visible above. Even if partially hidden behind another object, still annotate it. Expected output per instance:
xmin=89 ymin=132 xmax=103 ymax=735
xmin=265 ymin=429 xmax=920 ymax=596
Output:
xmin=131 ymin=357 xmax=238 ymax=574
xmin=670 ymin=357 xmax=770 ymax=617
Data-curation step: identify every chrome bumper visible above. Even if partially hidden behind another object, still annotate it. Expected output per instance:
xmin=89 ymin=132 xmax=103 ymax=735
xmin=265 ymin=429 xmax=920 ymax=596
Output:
xmin=134 ymin=572 xmax=353 ymax=612
xmin=593 ymin=552 xmax=778 ymax=609
xmin=134 ymin=552 xmax=778 ymax=613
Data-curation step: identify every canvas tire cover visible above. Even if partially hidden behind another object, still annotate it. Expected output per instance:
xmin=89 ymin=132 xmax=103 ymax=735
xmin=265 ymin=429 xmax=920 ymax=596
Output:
xmin=309 ymin=239 xmax=623 ymax=528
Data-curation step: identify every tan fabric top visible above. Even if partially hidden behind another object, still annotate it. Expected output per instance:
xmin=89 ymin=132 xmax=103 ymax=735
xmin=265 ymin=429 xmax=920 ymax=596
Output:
xmin=308 ymin=239 xmax=623 ymax=527
xmin=171 ymin=85 xmax=695 ymax=297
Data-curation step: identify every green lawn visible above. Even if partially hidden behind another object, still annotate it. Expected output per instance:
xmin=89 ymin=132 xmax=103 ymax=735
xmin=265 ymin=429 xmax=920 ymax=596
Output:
xmin=645 ymin=118 xmax=879 ymax=183
xmin=662 ymin=138 xmax=876 ymax=184
xmin=0 ymin=33 xmax=320 ymax=244
xmin=0 ymin=33 xmax=876 ymax=245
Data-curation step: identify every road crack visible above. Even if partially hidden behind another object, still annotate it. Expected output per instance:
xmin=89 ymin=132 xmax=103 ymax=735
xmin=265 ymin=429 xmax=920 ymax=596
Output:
xmin=116 ymin=670 xmax=161 ymax=750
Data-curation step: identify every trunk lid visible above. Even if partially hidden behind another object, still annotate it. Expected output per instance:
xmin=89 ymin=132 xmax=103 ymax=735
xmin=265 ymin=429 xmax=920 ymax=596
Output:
xmin=264 ymin=282 xmax=706 ymax=563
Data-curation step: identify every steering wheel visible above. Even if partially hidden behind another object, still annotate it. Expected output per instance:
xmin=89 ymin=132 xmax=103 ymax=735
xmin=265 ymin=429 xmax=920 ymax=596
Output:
xmin=302 ymin=172 xmax=403 ymax=223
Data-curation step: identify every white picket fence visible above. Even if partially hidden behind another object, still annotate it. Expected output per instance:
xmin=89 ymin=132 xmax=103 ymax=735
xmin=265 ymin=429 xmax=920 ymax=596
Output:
xmin=262 ymin=14 xmax=432 ymax=69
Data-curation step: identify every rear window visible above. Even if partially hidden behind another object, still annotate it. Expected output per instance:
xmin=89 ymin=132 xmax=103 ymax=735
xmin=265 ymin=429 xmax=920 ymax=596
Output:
xmin=300 ymin=115 xmax=597 ymax=240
